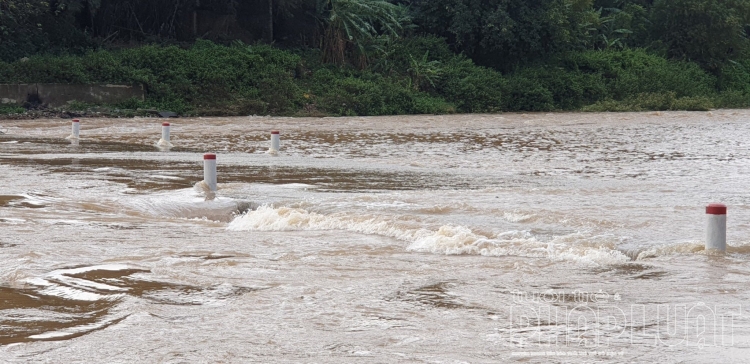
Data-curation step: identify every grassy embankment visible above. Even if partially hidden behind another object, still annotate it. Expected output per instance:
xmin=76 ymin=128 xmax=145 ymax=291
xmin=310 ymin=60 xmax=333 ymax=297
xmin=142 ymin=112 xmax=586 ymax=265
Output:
xmin=2 ymin=38 xmax=750 ymax=117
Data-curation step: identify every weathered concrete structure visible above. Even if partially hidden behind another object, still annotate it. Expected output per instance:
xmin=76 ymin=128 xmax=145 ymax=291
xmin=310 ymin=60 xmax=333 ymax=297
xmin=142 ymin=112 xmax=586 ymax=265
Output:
xmin=0 ymin=84 xmax=36 ymax=105
xmin=0 ymin=84 xmax=143 ymax=108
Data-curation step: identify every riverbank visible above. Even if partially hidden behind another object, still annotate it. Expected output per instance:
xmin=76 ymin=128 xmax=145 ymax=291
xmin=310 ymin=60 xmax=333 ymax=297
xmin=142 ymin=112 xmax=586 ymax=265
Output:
xmin=0 ymin=107 xmax=176 ymax=120
xmin=2 ymin=40 xmax=750 ymax=118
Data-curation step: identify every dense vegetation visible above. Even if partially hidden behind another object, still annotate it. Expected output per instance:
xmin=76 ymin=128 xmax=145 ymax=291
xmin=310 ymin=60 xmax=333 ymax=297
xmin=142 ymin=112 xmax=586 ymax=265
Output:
xmin=2 ymin=0 xmax=750 ymax=116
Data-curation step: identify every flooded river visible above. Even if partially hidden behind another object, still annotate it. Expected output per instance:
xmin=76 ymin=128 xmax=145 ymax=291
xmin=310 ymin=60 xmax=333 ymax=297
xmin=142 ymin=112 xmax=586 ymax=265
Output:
xmin=1 ymin=111 xmax=749 ymax=362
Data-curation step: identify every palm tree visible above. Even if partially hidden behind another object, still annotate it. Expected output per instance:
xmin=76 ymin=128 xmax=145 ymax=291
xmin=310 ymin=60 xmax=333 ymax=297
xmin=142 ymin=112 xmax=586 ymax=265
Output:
xmin=315 ymin=0 xmax=407 ymax=65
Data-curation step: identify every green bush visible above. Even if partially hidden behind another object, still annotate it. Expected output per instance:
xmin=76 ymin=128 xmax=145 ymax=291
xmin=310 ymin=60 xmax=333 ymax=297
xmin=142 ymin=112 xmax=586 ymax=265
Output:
xmin=631 ymin=92 xmax=678 ymax=110
xmin=0 ymin=104 xmax=25 ymax=114
xmin=582 ymin=92 xmax=715 ymax=112
xmin=1 ymin=55 xmax=89 ymax=83
xmin=307 ymin=69 xmax=453 ymax=116
xmin=502 ymin=76 xmax=555 ymax=111
xmin=717 ymin=61 xmax=750 ymax=96
xmin=501 ymin=49 xmax=720 ymax=111
xmin=503 ymin=64 xmax=608 ymax=110
xmin=412 ymin=94 xmax=456 ymax=114
xmin=564 ymin=50 xmax=715 ymax=99
xmin=380 ymin=37 xmax=504 ymax=113
xmin=581 ymin=99 xmax=637 ymax=112
xmin=0 ymin=40 xmax=743 ymax=116
xmin=437 ymin=58 xmax=505 ymax=113
xmin=713 ymin=90 xmax=750 ymax=109
xmin=671 ymin=96 xmax=713 ymax=111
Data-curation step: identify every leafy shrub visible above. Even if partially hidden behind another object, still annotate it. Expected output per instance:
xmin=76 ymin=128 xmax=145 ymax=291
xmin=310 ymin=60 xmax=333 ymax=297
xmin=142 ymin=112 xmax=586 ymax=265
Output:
xmin=1 ymin=55 xmax=89 ymax=83
xmin=582 ymin=93 xmax=714 ymax=111
xmin=630 ymin=92 xmax=678 ymax=110
xmin=504 ymin=64 xmax=608 ymax=110
xmin=413 ymin=94 xmax=455 ymax=114
xmin=502 ymin=76 xmax=555 ymax=112
xmin=0 ymin=103 xmax=25 ymax=114
xmin=437 ymin=58 xmax=505 ymax=113
xmin=381 ymin=37 xmax=504 ymax=113
xmin=713 ymin=90 xmax=750 ymax=109
xmin=581 ymin=99 xmax=637 ymax=112
xmin=717 ymin=61 xmax=750 ymax=95
xmin=564 ymin=50 xmax=715 ymax=99
xmin=671 ymin=96 xmax=713 ymax=111
xmin=307 ymin=69 xmax=453 ymax=116
xmin=0 ymin=40 xmax=741 ymax=115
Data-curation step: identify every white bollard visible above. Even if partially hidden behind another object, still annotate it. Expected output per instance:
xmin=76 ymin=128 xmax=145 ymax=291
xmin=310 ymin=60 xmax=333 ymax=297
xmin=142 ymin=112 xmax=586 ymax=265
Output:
xmin=270 ymin=130 xmax=280 ymax=152
xmin=204 ymin=153 xmax=217 ymax=192
xmin=706 ymin=203 xmax=727 ymax=252
xmin=67 ymin=119 xmax=80 ymax=139
xmin=162 ymin=122 xmax=170 ymax=142
xmin=157 ymin=122 xmax=173 ymax=148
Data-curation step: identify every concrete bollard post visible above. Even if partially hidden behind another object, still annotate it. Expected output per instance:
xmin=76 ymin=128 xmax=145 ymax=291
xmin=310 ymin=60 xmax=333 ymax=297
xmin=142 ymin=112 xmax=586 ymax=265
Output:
xmin=270 ymin=130 xmax=280 ymax=152
xmin=67 ymin=119 xmax=80 ymax=139
xmin=162 ymin=122 xmax=170 ymax=142
xmin=204 ymin=153 xmax=217 ymax=192
xmin=157 ymin=122 xmax=173 ymax=148
xmin=706 ymin=203 xmax=727 ymax=252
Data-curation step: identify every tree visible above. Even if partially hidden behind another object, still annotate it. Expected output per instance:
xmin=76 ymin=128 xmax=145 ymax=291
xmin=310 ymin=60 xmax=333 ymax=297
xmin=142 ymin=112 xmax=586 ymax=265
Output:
xmin=265 ymin=0 xmax=309 ymax=43
xmin=651 ymin=0 xmax=750 ymax=70
xmin=0 ymin=0 xmax=96 ymax=61
xmin=315 ymin=0 xmax=407 ymax=65
xmin=408 ymin=0 xmax=594 ymax=72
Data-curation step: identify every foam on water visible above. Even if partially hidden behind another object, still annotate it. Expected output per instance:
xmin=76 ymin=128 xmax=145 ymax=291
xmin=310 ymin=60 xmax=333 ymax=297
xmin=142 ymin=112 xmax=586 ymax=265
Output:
xmin=227 ymin=205 xmax=631 ymax=266
xmin=156 ymin=138 xmax=173 ymax=148
xmin=634 ymin=241 xmax=705 ymax=259
xmin=227 ymin=205 xmax=425 ymax=241
xmin=502 ymin=211 xmax=536 ymax=223
xmin=408 ymin=227 xmax=630 ymax=265
xmin=148 ymin=174 xmax=182 ymax=181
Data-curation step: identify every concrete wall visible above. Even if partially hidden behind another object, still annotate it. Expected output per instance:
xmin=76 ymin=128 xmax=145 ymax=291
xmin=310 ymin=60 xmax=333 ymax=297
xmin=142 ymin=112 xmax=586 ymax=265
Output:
xmin=0 ymin=84 xmax=36 ymax=105
xmin=0 ymin=84 xmax=144 ymax=108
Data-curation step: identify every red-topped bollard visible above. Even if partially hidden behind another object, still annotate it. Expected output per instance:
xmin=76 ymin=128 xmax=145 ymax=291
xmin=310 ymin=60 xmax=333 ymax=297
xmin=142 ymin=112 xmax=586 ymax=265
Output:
xmin=161 ymin=122 xmax=171 ymax=143
xmin=706 ymin=203 xmax=726 ymax=252
xmin=157 ymin=122 xmax=173 ymax=148
xmin=270 ymin=130 xmax=280 ymax=152
xmin=67 ymin=119 xmax=80 ymax=139
xmin=204 ymin=153 xmax=217 ymax=192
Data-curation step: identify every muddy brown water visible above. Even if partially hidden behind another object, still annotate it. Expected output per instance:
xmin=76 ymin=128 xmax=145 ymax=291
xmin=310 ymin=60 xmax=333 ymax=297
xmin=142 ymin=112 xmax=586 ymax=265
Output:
xmin=1 ymin=112 xmax=750 ymax=362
